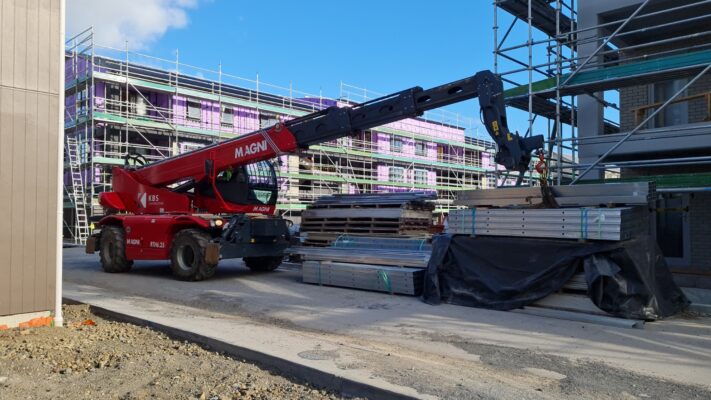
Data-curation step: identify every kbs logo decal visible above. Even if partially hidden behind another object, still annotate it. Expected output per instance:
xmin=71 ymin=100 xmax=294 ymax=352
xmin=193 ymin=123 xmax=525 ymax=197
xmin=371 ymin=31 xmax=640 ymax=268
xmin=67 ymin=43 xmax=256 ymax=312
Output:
xmin=138 ymin=192 xmax=147 ymax=208
xmin=137 ymin=192 xmax=160 ymax=208
xmin=235 ymin=140 xmax=268 ymax=158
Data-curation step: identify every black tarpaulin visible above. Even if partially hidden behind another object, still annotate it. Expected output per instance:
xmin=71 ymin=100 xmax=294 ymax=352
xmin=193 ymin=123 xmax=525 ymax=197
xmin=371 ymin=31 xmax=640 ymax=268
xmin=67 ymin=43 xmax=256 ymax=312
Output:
xmin=422 ymin=234 xmax=688 ymax=320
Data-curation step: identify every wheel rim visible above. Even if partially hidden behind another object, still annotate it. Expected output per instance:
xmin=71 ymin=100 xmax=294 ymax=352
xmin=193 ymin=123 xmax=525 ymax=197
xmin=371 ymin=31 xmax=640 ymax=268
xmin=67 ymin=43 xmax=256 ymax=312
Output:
xmin=176 ymin=244 xmax=196 ymax=272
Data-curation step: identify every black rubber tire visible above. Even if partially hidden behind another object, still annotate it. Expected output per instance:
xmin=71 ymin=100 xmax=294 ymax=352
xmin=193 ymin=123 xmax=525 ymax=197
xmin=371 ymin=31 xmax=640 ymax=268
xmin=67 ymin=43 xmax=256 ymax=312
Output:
xmin=99 ymin=226 xmax=133 ymax=273
xmin=243 ymin=256 xmax=283 ymax=272
xmin=170 ymin=229 xmax=217 ymax=281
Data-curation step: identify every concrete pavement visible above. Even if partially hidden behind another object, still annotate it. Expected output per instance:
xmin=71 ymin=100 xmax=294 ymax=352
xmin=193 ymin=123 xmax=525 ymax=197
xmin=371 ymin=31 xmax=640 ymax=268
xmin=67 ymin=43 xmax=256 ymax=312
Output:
xmin=63 ymin=247 xmax=711 ymax=398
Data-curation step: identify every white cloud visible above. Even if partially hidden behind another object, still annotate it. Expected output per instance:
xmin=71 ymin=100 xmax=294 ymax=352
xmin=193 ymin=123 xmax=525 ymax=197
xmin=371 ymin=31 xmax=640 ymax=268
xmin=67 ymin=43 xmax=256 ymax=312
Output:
xmin=67 ymin=0 xmax=200 ymax=49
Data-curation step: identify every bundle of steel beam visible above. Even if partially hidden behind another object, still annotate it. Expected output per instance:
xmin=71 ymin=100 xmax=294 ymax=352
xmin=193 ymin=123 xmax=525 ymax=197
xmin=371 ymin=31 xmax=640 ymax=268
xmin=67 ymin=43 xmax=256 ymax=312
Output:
xmin=563 ymin=273 xmax=588 ymax=292
xmin=301 ymin=232 xmax=431 ymax=247
xmin=446 ymin=207 xmax=647 ymax=241
xmin=312 ymin=192 xmax=436 ymax=208
xmin=294 ymin=246 xmax=430 ymax=268
xmin=301 ymin=208 xmax=432 ymax=220
xmin=331 ymin=236 xmax=432 ymax=252
xmin=454 ymin=182 xmax=655 ymax=208
xmin=301 ymin=193 xmax=434 ymax=236
xmin=302 ymin=261 xmax=424 ymax=296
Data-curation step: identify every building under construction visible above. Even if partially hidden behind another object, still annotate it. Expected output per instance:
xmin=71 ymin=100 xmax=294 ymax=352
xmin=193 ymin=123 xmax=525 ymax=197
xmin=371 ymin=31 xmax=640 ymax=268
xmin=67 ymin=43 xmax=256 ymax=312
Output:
xmin=63 ymin=1 xmax=711 ymax=285
xmin=63 ymin=32 xmax=495 ymax=243
xmin=495 ymin=0 xmax=711 ymax=286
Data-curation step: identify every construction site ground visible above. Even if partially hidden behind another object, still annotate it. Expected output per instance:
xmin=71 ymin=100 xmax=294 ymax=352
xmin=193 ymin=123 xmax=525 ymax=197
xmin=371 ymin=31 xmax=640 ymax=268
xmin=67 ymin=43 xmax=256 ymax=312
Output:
xmin=0 ymin=304 xmax=341 ymax=400
xmin=57 ymin=247 xmax=711 ymax=400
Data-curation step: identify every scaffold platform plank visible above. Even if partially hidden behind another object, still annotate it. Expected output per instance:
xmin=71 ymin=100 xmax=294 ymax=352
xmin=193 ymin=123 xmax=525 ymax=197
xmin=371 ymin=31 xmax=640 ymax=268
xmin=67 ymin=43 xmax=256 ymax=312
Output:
xmin=506 ymin=95 xmax=620 ymax=134
xmin=504 ymin=49 xmax=711 ymax=100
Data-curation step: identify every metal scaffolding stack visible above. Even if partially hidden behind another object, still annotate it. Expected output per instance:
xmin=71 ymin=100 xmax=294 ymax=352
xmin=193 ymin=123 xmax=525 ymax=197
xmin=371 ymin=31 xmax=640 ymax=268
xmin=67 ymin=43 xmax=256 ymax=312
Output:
xmin=447 ymin=207 xmax=647 ymax=241
xmin=454 ymin=182 xmax=655 ymax=208
xmin=300 ymin=192 xmax=435 ymax=238
xmin=298 ymin=193 xmax=434 ymax=295
xmin=450 ymin=181 xmax=652 ymax=241
xmin=299 ymin=235 xmax=430 ymax=296
xmin=302 ymin=261 xmax=425 ymax=296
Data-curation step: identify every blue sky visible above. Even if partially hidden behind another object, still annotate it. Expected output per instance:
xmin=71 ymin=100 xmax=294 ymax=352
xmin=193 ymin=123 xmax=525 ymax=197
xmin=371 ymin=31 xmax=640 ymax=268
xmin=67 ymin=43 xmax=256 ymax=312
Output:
xmin=67 ymin=0 xmax=565 ymax=139
xmin=151 ymin=1 xmax=491 ymax=97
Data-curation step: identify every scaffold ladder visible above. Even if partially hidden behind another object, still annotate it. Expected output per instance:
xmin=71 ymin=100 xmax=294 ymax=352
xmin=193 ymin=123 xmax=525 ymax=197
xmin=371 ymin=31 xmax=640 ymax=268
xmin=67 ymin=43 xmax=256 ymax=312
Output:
xmin=66 ymin=137 xmax=90 ymax=244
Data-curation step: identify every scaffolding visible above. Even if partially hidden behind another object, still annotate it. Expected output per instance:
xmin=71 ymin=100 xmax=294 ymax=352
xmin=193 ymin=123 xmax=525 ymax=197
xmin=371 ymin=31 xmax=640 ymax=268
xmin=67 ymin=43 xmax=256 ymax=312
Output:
xmin=63 ymin=28 xmax=494 ymax=241
xmin=493 ymin=0 xmax=711 ymax=184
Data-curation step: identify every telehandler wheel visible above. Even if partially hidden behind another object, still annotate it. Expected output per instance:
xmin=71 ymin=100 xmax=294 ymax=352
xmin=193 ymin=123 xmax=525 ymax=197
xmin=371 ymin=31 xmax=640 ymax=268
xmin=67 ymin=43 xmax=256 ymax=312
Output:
xmin=170 ymin=229 xmax=217 ymax=281
xmin=99 ymin=226 xmax=133 ymax=273
xmin=243 ymin=256 xmax=283 ymax=272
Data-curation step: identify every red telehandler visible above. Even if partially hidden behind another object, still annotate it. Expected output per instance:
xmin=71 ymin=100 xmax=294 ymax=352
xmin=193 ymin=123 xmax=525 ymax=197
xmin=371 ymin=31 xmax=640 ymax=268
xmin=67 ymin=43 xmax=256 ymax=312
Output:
xmin=86 ymin=70 xmax=543 ymax=281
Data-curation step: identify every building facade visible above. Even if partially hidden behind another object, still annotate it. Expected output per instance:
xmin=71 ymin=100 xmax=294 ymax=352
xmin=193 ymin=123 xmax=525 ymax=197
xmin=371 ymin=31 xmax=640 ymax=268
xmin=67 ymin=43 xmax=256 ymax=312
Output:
xmin=494 ymin=0 xmax=711 ymax=287
xmin=63 ymin=34 xmax=495 ymax=243
xmin=577 ymin=0 xmax=711 ymax=286
xmin=0 ymin=0 xmax=64 ymax=327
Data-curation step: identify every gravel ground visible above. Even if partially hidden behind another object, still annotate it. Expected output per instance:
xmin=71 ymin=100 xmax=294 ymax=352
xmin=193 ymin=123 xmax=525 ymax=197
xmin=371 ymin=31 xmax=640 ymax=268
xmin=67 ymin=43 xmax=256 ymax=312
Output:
xmin=0 ymin=304 xmax=347 ymax=400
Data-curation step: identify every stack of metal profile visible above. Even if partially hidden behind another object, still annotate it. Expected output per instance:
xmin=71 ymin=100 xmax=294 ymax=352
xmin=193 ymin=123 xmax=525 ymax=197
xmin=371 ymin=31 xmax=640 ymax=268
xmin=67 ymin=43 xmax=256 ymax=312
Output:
xmin=331 ymin=236 xmax=432 ymax=251
xmin=301 ymin=192 xmax=435 ymax=236
xmin=446 ymin=207 xmax=647 ymax=241
xmin=454 ymin=182 xmax=655 ymax=208
xmin=294 ymin=246 xmax=430 ymax=268
xmin=312 ymin=191 xmax=436 ymax=208
xmin=563 ymin=273 xmax=588 ymax=291
xmin=302 ymin=261 xmax=424 ymax=296
xmin=301 ymin=231 xmax=431 ymax=247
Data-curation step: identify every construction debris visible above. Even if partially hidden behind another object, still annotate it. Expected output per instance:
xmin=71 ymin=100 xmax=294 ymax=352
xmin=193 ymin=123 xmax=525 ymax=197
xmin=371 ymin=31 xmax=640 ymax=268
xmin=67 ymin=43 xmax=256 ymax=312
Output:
xmin=0 ymin=304 xmax=339 ymax=400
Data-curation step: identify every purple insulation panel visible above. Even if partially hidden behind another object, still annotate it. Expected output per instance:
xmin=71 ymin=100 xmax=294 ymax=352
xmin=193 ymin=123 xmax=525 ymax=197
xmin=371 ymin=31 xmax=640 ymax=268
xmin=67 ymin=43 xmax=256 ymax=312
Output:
xmin=298 ymin=97 xmax=336 ymax=109
xmin=375 ymin=132 xmax=390 ymax=153
xmin=376 ymin=165 xmax=389 ymax=182
xmin=65 ymin=94 xmax=76 ymax=116
xmin=93 ymin=82 xmax=105 ymax=111
xmin=172 ymin=95 xmax=262 ymax=136
xmin=65 ymin=57 xmax=91 ymax=81
xmin=234 ymin=106 xmax=260 ymax=135
xmin=384 ymin=117 xmax=464 ymax=142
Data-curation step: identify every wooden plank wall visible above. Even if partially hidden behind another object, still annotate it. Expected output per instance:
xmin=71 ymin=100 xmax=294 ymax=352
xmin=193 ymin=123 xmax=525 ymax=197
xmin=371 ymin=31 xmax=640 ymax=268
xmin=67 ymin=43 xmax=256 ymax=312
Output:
xmin=0 ymin=0 xmax=62 ymax=316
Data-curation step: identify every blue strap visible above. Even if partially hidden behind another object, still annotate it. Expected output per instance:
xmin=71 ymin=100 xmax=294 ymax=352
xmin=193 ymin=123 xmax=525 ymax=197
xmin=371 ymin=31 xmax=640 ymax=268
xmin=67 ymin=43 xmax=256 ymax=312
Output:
xmin=332 ymin=234 xmax=349 ymax=247
xmin=377 ymin=270 xmax=393 ymax=294
xmin=596 ymin=209 xmax=604 ymax=239
xmin=580 ymin=208 xmax=589 ymax=240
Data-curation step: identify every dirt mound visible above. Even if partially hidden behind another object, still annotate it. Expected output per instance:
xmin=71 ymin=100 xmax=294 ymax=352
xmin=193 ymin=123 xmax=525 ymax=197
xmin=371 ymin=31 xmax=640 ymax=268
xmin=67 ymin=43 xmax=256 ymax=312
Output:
xmin=0 ymin=304 xmax=345 ymax=400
